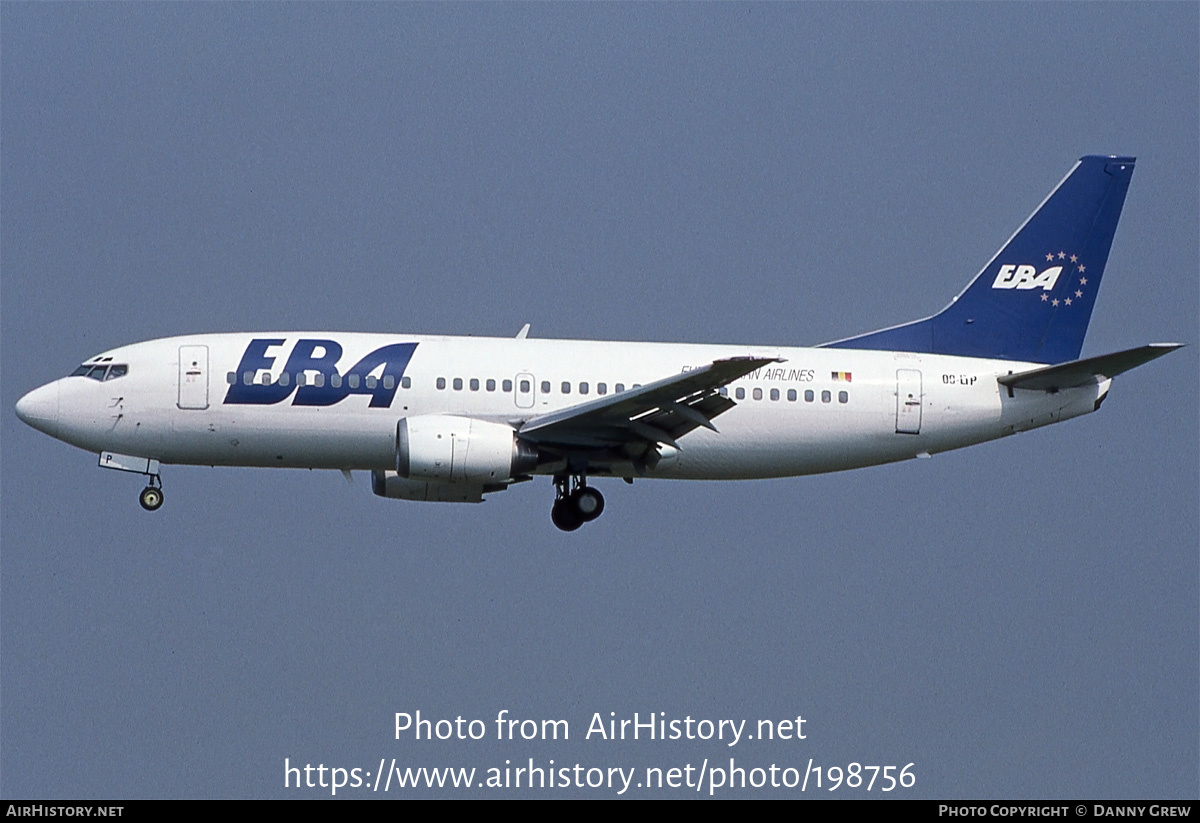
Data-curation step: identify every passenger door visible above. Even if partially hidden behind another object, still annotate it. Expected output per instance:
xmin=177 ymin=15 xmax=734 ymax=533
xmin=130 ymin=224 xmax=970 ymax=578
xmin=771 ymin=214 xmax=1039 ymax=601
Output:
xmin=178 ymin=345 xmax=209 ymax=410
xmin=895 ymin=369 xmax=922 ymax=434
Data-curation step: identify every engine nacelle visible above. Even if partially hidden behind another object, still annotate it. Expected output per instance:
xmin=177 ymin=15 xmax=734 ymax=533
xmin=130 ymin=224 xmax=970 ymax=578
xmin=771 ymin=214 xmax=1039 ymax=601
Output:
xmin=371 ymin=471 xmax=500 ymax=503
xmin=396 ymin=415 xmax=538 ymax=484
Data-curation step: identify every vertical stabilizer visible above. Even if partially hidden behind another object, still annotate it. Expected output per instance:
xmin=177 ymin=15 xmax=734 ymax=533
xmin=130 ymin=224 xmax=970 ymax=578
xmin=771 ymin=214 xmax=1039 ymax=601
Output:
xmin=823 ymin=156 xmax=1136 ymax=363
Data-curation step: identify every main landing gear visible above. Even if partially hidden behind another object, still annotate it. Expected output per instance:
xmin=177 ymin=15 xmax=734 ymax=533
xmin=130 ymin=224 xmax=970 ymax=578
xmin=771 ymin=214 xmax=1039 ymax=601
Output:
xmin=139 ymin=475 xmax=164 ymax=511
xmin=551 ymin=476 xmax=604 ymax=532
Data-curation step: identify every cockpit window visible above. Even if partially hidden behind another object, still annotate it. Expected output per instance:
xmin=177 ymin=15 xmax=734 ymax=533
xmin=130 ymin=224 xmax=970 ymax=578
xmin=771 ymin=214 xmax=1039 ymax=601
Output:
xmin=70 ymin=363 xmax=129 ymax=381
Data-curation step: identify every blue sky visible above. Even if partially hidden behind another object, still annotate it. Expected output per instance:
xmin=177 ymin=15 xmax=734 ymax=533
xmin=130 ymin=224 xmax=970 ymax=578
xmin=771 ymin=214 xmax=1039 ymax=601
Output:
xmin=2 ymin=3 xmax=1196 ymax=798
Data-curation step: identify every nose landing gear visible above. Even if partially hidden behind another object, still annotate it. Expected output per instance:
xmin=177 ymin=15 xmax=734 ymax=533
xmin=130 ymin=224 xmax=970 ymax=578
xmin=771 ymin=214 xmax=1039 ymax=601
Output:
xmin=98 ymin=452 xmax=165 ymax=512
xmin=138 ymin=475 xmax=164 ymax=511
xmin=551 ymin=476 xmax=605 ymax=532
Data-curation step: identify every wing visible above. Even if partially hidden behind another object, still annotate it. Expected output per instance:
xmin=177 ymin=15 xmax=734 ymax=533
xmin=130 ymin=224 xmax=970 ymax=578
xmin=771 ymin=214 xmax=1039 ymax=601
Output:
xmin=518 ymin=356 xmax=780 ymax=472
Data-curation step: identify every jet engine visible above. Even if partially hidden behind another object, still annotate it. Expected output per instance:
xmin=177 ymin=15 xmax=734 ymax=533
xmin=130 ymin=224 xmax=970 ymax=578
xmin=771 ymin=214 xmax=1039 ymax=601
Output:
xmin=395 ymin=415 xmax=538 ymax=484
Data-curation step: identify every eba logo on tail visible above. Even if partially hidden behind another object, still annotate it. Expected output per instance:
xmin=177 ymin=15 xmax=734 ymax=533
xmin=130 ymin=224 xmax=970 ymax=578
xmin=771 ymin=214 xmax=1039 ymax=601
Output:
xmin=991 ymin=264 xmax=1063 ymax=291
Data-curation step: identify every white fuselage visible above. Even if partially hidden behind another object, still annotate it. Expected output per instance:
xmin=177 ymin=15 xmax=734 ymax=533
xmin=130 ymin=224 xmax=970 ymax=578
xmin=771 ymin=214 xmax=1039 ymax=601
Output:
xmin=17 ymin=333 xmax=1106 ymax=481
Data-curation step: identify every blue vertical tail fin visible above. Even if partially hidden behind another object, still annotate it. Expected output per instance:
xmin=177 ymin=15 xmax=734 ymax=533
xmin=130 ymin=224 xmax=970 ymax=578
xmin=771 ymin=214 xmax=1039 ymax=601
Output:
xmin=822 ymin=155 xmax=1136 ymax=364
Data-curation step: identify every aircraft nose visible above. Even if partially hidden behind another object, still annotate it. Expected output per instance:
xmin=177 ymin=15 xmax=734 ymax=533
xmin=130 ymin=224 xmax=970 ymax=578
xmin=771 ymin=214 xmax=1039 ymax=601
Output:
xmin=15 ymin=381 xmax=60 ymax=438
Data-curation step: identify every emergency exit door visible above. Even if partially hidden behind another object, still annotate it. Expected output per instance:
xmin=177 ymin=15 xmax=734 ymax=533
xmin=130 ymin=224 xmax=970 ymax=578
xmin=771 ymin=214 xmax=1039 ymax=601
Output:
xmin=514 ymin=372 xmax=536 ymax=409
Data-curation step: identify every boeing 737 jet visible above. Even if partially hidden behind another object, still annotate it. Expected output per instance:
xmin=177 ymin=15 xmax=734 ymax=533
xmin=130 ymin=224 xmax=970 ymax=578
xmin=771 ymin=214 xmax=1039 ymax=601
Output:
xmin=15 ymin=156 xmax=1181 ymax=530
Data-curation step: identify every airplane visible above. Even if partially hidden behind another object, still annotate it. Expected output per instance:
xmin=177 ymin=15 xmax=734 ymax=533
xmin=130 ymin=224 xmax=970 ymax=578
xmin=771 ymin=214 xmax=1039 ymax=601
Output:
xmin=14 ymin=155 xmax=1182 ymax=531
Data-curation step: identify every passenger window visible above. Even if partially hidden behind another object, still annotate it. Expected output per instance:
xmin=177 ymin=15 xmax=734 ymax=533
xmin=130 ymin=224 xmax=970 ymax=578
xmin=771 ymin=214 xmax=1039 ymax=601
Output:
xmin=805 ymin=390 xmax=814 ymax=402
xmin=331 ymin=374 xmax=342 ymax=388
xmin=453 ymin=378 xmax=463 ymax=391
xmin=366 ymin=376 xmax=378 ymax=389
xmin=753 ymin=388 xmax=763 ymax=400
xmin=469 ymin=378 xmax=479 ymax=391
xmin=615 ymin=383 xmax=625 ymax=393
xmin=226 ymin=371 xmax=236 ymax=385
xmin=261 ymin=372 xmax=273 ymax=385
xmin=598 ymin=383 xmax=607 ymax=395
xmin=735 ymin=387 xmax=745 ymax=400
xmin=770 ymin=388 xmax=780 ymax=401
xmin=296 ymin=373 xmax=306 ymax=387
xmin=839 ymin=391 xmax=848 ymax=403
xmin=401 ymin=376 xmax=411 ymax=389
xmin=243 ymin=371 xmax=254 ymax=385
xmin=787 ymin=389 xmax=797 ymax=401
xmin=822 ymin=390 xmax=831 ymax=403
xmin=436 ymin=377 xmax=446 ymax=390
xmin=486 ymin=379 xmax=496 ymax=392
xmin=580 ymin=382 xmax=589 ymax=395
xmin=719 ymin=387 xmax=728 ymax=397
xmin=279 ymin=372 xmax=291 ymax=387
xmin=561 ymin=382 xmax=571 ymax=394
xmin=541 ymin=381 xmax=550 ymax=394
xmin=383 ymin=375 xmax=394 ymax=389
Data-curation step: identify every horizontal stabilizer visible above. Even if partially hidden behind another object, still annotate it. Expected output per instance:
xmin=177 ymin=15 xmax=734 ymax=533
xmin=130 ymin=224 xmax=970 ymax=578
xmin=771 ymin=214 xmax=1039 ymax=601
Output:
xmin=998 ymin=343 xmax=1183 ymax=392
